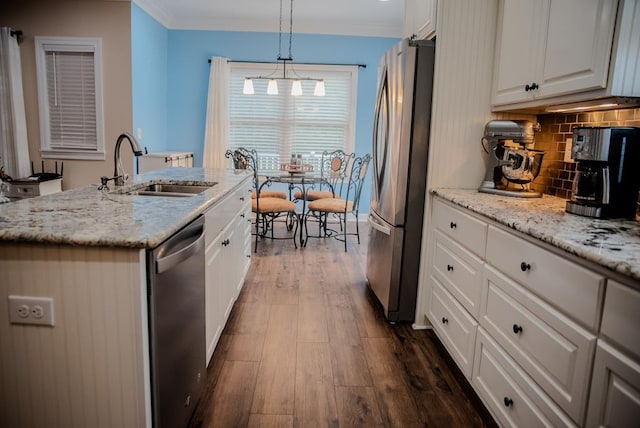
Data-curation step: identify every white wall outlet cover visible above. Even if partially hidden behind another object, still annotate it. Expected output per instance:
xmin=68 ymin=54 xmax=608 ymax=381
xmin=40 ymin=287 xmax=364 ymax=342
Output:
xmin=564 ymin=138 xmax=574 ymax=163
xmin=8 ymin=295 xmax=55 ymax=326
xmin=136 ymin=128 xmax=143 ymax=139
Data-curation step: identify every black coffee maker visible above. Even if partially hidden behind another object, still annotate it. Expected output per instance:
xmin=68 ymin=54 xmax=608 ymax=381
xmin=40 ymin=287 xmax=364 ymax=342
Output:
xmin=566 ymin=127 xmax=640 ymax=219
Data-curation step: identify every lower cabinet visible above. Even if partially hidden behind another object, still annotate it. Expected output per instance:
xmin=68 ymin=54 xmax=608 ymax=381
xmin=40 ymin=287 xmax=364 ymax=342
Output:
xmin=426 ymin=196 xmax=639 ymax=427
xmin=586 ymin=340 xmax=640 ymax=428
xmin=204 ymin=181 xmax=252 ymax=364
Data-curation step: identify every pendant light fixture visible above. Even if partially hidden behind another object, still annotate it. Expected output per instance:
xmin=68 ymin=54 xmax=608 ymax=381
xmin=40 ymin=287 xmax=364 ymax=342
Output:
xmin=242 ymin=0 xmax=325 ymax=97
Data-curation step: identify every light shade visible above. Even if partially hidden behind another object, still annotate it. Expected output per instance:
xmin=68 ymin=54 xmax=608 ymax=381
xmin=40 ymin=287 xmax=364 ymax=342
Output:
xmin=291 ymin=80 xmax=303 ymax=96
xmin=314 ymin=80 xmax=325 ymax=97
xmin=267 ymin=79 xmax=279 ymax=95
xmin=243 ymin=78 xmax=254 ymax=95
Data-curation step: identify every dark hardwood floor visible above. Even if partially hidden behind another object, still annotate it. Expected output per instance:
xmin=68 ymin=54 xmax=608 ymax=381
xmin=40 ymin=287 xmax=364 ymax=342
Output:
xmin=189 ymin=221 xmax=497 ymax=427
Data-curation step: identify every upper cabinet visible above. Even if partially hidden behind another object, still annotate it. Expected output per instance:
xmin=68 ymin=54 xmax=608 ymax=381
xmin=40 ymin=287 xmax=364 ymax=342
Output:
xmin=492 ymin=0 xmax=640 ymax=111
xmin=403 ymin=0 xmax=437 ymax=40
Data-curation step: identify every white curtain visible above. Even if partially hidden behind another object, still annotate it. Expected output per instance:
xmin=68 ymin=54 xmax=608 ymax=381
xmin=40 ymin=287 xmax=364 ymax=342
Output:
xmin=203 ymin=56 xmax=230 ymax=169
xmin=0 ymin=27 xmax=30 ymax=179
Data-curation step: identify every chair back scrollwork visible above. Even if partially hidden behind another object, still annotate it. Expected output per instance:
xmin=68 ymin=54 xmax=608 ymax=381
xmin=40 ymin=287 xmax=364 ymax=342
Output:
xmin=345 ymin=153 xmax=371 ymax=212
xmin=320 ymin=150 xmax=354 ymax=196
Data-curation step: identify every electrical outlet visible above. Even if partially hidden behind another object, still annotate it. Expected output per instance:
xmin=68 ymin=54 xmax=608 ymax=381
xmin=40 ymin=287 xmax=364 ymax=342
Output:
xmin=136 ymin=127 xmax=143 ymax=139
xmin=8 ymin=295 xmax=55 ymax=326
xmin=564 ymin=138 xmax=574 ymax=163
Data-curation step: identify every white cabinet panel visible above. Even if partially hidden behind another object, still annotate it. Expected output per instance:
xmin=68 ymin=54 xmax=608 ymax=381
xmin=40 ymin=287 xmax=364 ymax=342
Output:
xmin=492 ymin=0 xmax=618 ymax=108
xmin=586 ymin=340 xmax=640 ymax=428
xmin=473 ymin=328 xmax=577 ymax=428
xmin=432 ymin=198 xmax=487 ymax=258
xmin=481 ymin=266 xmax=596 ymax=423
xmin=432 ymin=229 xmax=484 ymax=318
xmin=403 ymin=0 xmax=437 ymax=40
xmin=428 ymin=276 xmax=478 ymax=379
xmin=486 ymin=225 xmax=604 ymax=330
xmin=601 ymin=280 xmax=640 ymax=359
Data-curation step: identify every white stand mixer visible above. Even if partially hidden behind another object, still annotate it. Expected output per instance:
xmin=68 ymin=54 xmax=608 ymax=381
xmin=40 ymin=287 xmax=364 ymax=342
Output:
xmin=479 ymin=120 xmax=544 ymax=198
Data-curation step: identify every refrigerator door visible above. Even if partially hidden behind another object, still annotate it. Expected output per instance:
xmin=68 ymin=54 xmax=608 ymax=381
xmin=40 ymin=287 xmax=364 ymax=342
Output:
xmin=371 ymin=39 xmax=418 ymax=227
xmin=366 ymin=210 xmax=404 ymax=319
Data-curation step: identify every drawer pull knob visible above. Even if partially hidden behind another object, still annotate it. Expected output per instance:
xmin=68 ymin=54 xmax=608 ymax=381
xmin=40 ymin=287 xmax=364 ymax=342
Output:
xmin=450 ymin=222 xmax=457 ymax=229
xmin=512 ymin=324 xmax=523 ymax=334
xmin=441 ymin=317 xmax=448 ymax=324
xmin=221 ymin=239 xmax=230 ymax=247
xmin=240 ymin=196 xmax=245 ymax=201
xmin=520 ymin=262 xmax=531 ymax=272
xmin=447 ymin=264 xmax=454 ymax=272
xmin=241 ymin=213 xmax=245 ymax=218
xmin=503 ymin=397 xmax=514 ymax=407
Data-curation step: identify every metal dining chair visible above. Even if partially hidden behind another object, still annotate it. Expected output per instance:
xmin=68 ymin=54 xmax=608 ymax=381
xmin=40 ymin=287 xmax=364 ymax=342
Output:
xmin=293 ymin=149 xmax=354 ymax=202
xmin=225 ymin=149 xmax=287 ymax=200
xmin=225 ymin=148 xmax=298 ymax=252
xmin=303 ymin=153 xmax=371 ymax=252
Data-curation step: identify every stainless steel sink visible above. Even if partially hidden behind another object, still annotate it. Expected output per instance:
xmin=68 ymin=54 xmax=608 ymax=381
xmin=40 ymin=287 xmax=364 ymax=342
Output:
xmin=126 ymin=183 xmax=215 ymax=197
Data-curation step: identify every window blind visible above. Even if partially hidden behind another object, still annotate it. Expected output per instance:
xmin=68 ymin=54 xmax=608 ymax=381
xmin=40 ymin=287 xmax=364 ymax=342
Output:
xmin=228 ymin=63 xmax=357 ymax=171
xmin=44 ymin=49 xmax=97 ymax=151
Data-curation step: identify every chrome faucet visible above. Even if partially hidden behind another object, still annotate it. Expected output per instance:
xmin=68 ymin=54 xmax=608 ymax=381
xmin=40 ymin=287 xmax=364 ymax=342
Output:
xmin=113 ymin=132 xmax=143 ymax=186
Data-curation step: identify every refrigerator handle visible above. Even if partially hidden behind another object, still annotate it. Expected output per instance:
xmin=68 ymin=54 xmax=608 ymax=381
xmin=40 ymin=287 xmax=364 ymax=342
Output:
xmin=368 ymin=213 xmax=391 ymax=236
xmin=372 ymin=66 xmax=389 ymax=201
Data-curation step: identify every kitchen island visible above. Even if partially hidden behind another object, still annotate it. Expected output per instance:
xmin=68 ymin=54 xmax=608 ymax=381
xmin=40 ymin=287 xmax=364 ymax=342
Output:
xmin=423 ymin=188 xmax=640 ymax=427
xmin=0 ymin=168 xmax=252 ymax=428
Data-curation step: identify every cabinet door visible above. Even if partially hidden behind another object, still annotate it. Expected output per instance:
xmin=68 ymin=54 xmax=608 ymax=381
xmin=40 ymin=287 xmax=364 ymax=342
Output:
xmin=205 ymin=228 xmax=227 ymax=364
xmin=539 ymin=0 xmax=616 ymax=98
xmin=403 ymin=0 xmax=437 ymax=40
xmin=586 ymin=340 xmax=640 ymax=428
xmin=492 ymin=0 xmax=547 ymax=105
xmin=428 ymin=276 xmax=478 ymax=379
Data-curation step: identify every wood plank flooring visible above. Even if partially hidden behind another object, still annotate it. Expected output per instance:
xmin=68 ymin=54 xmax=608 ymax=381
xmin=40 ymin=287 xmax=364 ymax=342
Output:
xmin=189 ymin=222 xmax=496 ymax=427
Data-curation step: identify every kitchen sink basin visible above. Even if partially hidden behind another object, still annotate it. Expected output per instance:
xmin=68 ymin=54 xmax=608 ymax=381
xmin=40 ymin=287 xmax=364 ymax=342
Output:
xmin=125 ymin=183 xmax=215 ymax=197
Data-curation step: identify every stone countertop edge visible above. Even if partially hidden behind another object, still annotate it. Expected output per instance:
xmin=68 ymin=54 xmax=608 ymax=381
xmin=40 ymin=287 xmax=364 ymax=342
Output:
xmin=432 ymin=188 xmax=640 ymax=283
xmin=0 ymin=168 xmax=252 ymax=249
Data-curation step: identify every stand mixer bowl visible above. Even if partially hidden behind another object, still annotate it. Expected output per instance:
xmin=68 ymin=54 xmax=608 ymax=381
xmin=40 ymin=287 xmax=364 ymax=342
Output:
xmin=501 ymin=148 xmax=544 ymax=185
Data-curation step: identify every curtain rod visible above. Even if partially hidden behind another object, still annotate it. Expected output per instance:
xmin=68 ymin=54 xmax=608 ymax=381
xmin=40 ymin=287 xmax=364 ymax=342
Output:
xmin=208 ymin=58 xmax=366 ymax=68
xmin=10 ymin=30 xmax=23 ymax=44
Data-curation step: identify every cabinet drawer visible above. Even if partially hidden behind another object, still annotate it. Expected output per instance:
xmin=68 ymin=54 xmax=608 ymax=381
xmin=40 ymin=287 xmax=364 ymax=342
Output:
xmin=205 ymin=184 xmax=251 ymax=246
xmin=586 ymin=340 xmax=640 ymax=428
xmin=486 ymin=225 xmax=604 ymax=329
xmin=432 ymin=229 xmax=484 ymax=318
xmin=432 ymin=198 xmax=487 ymax=257
xmin=601 ymin=280 xmax=640 ymax=359
xmin=428 ymin=276 xmax=477 ymax=379
xmin=481 ymin=266 xmax=596 ymax=423
xmin=473 ymin=328 xmax=576 ymax=428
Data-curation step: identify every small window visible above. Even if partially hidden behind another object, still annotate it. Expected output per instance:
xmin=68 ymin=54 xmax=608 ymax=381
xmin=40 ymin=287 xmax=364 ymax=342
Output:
xmin=35 ymin=37 xmax=104 ymax=160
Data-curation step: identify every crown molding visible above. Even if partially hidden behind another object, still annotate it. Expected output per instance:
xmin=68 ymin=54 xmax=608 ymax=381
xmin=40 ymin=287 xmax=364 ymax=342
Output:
xmin=132 ymin=0 xmax=402 ymax=38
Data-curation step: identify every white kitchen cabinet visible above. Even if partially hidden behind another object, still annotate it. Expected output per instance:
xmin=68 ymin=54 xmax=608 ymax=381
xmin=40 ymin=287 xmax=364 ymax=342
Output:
xmin=403 ymin=0 xmax=437 ymax=40
xmin=427 ymin=198 xmax=487 ymax=379
xmin=587 ymin=280 xmax=640 ymax=427
xmin=473 ymin=328 xmax=577 ymax=427
xmin=586 ymin=340 xmax=640 ymax=428
xmin=428 ymin=276 xmax=478 ymax=379
xmin=492 ymin=0 xmax=619 ymax=108
xmin=480 ymin=265 xmax=596 ymax=423
xmin=204 ymin=182 xmax=252 ymax=363
xmin=426 ymin=195 xmax=640 ymax=427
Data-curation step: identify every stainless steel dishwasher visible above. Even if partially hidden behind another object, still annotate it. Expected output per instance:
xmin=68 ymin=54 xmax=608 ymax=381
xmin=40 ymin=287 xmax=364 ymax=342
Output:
xmin=148 ymin=216 xmax=206 ymax=428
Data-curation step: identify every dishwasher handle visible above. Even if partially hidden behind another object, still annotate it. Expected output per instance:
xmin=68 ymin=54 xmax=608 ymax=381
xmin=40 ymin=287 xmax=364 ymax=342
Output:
xmin=156 ymin=222 xmax=205 ymax=274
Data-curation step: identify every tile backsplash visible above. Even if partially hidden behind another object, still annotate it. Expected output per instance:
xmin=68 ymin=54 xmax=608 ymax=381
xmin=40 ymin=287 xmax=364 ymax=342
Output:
xmin=531 ymin=107 xmax=640 ymax=199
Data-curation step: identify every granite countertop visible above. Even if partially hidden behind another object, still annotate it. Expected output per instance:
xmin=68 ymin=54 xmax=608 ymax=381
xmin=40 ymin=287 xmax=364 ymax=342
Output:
xmin=432 ymin=189 xmax=640 ymax=282
xmin=0 ymin=168 xmax=251 ymax=249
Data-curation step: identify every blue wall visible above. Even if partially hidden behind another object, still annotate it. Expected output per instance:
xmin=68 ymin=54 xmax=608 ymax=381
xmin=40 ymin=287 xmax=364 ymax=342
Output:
xmin=131 ymin=3 xmax=169 ymax=152
xmin=131 ymin=7 xmax=399 ymax=212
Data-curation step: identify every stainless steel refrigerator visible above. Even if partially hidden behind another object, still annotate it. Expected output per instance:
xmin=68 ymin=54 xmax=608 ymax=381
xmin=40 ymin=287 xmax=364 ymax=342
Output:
xmin=366 ymin=38 xmax=435 ymax=322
